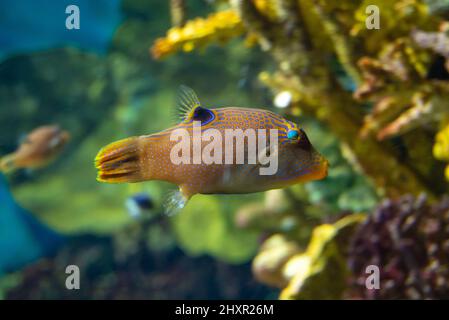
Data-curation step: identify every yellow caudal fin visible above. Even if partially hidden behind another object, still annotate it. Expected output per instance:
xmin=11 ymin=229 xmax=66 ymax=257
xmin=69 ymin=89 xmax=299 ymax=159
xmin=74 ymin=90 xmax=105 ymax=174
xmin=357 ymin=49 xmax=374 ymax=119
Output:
xmin=95 ymin=137 xmax=143 ymax=183
xmin=0 ymin=154 xmax=16 ymax=174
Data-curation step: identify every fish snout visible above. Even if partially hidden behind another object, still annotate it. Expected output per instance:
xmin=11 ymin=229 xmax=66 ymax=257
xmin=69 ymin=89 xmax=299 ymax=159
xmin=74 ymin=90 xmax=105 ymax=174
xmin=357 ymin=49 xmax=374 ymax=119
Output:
xmin=309 ymin=151 xmax=329 ymax=181
xmin=318 ymin=157 xmax=329 ymax=180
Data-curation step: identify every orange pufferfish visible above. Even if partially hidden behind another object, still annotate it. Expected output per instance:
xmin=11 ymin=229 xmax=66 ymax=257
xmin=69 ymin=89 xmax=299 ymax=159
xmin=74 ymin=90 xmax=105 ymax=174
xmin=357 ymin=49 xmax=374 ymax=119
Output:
xmin=95 ymin=86 xmax=328 ymax=213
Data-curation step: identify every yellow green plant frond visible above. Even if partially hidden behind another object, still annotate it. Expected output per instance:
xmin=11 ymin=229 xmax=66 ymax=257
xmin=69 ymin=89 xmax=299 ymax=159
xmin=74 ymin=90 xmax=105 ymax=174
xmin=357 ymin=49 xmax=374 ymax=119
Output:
xmin=151 ymin=9 xmax=245 ymax=59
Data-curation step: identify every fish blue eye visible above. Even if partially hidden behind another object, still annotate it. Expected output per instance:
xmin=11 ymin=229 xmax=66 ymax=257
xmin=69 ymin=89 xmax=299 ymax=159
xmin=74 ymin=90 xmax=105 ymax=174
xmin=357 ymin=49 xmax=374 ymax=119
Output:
xmin=191 ymin=106 xmax=215 ymax=125
xmin=287 ymin=130 xmax=300 ymax=140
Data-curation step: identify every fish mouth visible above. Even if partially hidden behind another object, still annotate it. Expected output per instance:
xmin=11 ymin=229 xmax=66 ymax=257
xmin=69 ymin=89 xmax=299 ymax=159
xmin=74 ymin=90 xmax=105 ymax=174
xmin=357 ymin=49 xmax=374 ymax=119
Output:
xmin=291 ymin=158 xmax=329 ymax=184
xmin=307 ymin=159 xmax=328 ymax=181
xmin=316 ymin=159 xmax=329 ymax=180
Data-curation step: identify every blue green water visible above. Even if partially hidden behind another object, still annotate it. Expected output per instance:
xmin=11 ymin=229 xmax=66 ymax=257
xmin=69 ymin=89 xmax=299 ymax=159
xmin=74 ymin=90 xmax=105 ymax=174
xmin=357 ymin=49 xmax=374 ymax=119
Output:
xmin=0 ymin=0 xmax=121 ymax=62
xmin=0 ymin=174 xmax=63 ymax=275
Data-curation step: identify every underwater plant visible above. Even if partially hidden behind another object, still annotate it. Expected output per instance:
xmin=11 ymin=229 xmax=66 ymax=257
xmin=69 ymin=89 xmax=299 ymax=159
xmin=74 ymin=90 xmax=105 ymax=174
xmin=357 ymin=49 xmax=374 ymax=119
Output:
xmin=434 ymin=122 xmax=449 ymax=180
xmin=346 ymin=195 xmax=449 ymax=299
xmin=151 ymin=9 xmax=244 ymax=59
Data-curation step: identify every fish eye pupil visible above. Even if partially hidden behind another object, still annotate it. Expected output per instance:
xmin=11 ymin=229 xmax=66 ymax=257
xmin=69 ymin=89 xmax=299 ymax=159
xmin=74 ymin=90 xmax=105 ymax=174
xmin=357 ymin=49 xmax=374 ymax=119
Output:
xmin=194 ymin=107 xmax=204 ymax=116
xmin=191 ymin=106 xmax=215 ymax=125
xmin=287 ymin=130 xmax=299 ymax=140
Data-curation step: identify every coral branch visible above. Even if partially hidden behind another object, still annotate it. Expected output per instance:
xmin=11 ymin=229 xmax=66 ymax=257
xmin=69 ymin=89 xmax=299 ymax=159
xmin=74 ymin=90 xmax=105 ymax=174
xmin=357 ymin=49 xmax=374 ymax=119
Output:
xmin=309 ymin=0 xmax=362 ymax=85
xmin=151 ymin=10 xmax=244 ymax=59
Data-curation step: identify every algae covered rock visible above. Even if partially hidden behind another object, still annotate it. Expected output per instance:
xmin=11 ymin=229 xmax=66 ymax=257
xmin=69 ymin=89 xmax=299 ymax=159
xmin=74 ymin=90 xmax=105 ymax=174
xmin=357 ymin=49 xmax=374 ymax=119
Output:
xmin=251 ymin=213 xmax=365 ymax=299
xmin=252 ymin=234 xmax=300 ymax=288
xmin=280 ymin=214 xmax=365 ymax=300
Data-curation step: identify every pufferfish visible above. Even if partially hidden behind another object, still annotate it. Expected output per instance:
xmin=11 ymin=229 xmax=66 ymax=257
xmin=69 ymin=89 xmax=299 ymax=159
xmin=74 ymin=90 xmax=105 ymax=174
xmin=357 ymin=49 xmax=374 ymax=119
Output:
xmin=0 ymin=125 xmax=70 ymax=173
xmin=95 ymin=86 xmax=328 ymax=214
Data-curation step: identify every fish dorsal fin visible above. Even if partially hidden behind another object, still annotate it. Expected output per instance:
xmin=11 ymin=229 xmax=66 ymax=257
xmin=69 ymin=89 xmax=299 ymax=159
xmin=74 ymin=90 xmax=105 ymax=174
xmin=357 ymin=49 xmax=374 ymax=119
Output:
xmin=177 ymin=85 xmax=201 ymax=122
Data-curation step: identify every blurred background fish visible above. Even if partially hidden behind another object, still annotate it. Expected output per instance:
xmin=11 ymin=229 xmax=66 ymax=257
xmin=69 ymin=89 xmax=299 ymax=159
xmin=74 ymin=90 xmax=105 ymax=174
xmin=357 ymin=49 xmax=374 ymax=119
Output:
xmin=0 ymin=125 xmax=70 ymax=173
xmin=125 ymin=192 xmax=155 ymax=219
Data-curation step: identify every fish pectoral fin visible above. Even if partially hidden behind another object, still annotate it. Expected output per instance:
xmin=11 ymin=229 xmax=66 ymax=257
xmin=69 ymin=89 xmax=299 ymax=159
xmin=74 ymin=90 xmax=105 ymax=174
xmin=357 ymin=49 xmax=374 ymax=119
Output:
xmin=176 ymin=85 xmax=201 ymax=122
xmin=163 ymin=187 xmax=190 ymax=216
